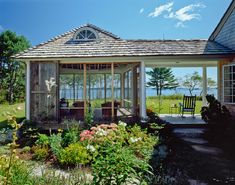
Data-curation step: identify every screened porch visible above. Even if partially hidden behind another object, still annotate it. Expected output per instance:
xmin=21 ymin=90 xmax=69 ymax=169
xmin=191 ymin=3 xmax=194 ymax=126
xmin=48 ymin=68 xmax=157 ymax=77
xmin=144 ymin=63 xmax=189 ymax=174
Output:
xmin=58 ymin=63 xmax=140 ymax=123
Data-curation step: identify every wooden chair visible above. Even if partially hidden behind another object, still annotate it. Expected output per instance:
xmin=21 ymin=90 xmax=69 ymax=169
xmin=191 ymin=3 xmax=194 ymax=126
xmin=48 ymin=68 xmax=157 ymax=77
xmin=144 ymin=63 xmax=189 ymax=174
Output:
xmin=179 ymin=95 xmax=196 ymax=117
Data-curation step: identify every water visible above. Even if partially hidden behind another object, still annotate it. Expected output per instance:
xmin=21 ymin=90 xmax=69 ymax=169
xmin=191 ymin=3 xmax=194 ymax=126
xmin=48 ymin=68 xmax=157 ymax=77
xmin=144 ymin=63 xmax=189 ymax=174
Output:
xmin=60 ymin=88 xmax=217 ymax=100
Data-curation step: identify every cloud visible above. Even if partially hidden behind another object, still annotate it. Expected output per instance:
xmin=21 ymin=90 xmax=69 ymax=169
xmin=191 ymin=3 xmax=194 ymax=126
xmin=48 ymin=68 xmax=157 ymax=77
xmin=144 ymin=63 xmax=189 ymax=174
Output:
xmin=148 ymin=2 xmax=174 ymax=17
xmin=139 ymin=8 xmax=144 ymax=14
xmin=0 ymin=25 xmax=3 ymax=31
xmin=167 ymin=3 xmax=206 ymax=22
xmin=148 ymin=2 xmax=206 ymax=28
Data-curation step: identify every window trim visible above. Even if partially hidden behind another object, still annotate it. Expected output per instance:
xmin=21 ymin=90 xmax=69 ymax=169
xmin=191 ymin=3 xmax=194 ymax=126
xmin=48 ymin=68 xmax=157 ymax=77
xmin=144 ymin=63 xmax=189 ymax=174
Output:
xmin=73 ymin=27 xmax=99 ymax=41
xmin=223 ymin=63 xmax=235 ymax=104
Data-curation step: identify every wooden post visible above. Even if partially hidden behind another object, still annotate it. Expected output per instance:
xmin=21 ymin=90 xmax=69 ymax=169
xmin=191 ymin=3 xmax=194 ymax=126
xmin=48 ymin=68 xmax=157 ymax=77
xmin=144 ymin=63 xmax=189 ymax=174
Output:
xmin=83 ymin=64 xmax=87 ymax=118
xmin=132 ymin=66 xmax=137 ymax=115
xmin=26 ymin=61 xmax=30 ymax=120
xmin=111 ymin=63 xmax=114 ymax=119
xmin=139 ymin=61 xmax=147 ymax=121
xmin=121 ymin=72 xmax=124 ymax=107
xmin=73 ymin=74 xmax=75 ymax=103
xmin=104 ymin=73 xmax=107 ymax=102
xmin=202 ymin=66 xmax=207 ymax=106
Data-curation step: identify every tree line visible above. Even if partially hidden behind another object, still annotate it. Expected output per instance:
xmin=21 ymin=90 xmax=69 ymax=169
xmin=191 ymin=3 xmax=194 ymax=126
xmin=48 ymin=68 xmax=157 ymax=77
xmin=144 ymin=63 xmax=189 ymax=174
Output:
xmin=147 ymin=68 xmax=217 ymax=96
xmin=0 ymin=30 xmax=30 ymax=104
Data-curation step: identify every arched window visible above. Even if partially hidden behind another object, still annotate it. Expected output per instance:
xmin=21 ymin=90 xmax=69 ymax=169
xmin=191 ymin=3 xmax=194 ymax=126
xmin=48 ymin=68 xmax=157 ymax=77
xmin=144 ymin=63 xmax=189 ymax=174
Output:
xmin=73 ymin=27 xmax=98 ymax=41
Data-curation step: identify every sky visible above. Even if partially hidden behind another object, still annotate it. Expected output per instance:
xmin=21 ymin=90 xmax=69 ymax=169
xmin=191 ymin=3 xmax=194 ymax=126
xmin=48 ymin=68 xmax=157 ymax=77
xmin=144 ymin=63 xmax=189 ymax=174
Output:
xmin=0 ymin=0 xmax=232 ymax=81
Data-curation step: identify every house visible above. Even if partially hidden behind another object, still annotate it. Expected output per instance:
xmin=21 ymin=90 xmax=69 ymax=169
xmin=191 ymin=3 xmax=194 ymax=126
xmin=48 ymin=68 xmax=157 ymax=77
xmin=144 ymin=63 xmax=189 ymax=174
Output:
xmin=13 ymin=0 xmax=235 ymax=125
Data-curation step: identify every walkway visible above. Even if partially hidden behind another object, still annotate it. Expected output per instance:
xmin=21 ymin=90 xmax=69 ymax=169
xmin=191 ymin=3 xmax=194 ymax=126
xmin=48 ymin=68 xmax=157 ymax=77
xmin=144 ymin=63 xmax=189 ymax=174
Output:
xmin=163 ymin=127 xmax=235 ymax=185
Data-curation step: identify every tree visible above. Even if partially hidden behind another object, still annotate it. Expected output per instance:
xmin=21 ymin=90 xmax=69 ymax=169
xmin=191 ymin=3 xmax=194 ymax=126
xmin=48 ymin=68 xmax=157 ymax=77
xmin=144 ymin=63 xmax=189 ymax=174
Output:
xmin=146 ymin=68 xmax=179 ymax=96
xmin=181 ymin=71 xmax=202 ymax=96
xmin=0 ymin=30 xmax=30 ymax=104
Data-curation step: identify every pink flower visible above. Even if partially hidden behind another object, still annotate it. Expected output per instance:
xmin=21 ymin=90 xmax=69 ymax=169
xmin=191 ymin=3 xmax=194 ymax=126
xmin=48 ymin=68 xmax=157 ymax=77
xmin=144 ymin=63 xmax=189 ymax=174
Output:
xmin=80 ymin=130 xmax=94 ymax=141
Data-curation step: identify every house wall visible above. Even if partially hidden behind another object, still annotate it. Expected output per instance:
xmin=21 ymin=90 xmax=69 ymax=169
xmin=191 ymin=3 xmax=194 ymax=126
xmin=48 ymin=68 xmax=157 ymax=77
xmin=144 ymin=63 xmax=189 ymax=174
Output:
xmin=30 ymin=61 xmax=59 ymax=123
xmin=214 ymin=8 xmax=235 ymax=50
xmin=218 ymin=59 xmax=235 ymax=116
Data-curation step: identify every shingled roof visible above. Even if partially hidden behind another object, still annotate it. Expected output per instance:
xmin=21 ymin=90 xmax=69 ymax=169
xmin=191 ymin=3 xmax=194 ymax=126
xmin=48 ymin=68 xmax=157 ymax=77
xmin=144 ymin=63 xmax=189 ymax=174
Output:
xmin=13 ymin=24 xmax=235 ymax=59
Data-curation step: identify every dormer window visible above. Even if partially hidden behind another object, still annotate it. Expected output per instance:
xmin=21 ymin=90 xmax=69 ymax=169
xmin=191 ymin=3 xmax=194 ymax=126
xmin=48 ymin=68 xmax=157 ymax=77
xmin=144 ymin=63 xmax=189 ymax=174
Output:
xmin=73 ymin=27 xmax=98 ymax=41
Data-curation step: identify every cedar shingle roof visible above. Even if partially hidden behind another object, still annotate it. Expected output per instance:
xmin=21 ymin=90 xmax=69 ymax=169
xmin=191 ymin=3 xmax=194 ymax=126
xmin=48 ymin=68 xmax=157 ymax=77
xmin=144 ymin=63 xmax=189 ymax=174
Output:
xmin=13 ymin=24 xmax=235 ymax=59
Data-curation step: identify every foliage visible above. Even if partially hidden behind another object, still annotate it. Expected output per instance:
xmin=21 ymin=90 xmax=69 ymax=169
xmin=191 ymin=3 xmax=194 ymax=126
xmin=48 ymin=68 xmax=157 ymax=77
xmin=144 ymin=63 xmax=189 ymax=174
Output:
xmin=0 ymin=30 xmax=30 ymax=104
xmin=201 ymin=95 xmax=231 ymax=125
xmin=62 ymin=127 xmax=79 ymax=147
xmin=32 ymin=145 xmax=49 ymax=160
xmin=35 ymin=134 xmax=50 ymax=146
xmin=49 ymin=133 xmax=63 ymax=158
xmin=181 ymin=71 xmax=202 ymax=96
xmin=59 ymin=143 xmax=90 ymax=165
xmin=92 ymin=143 xmax=152 ymax=185
xmin=21 ymin=146 xmax=31 ymax=153
xmin=146 ymin=68 xmax=179 ymax=96
xmin=84 ymin=109 xmax=94 ymax=128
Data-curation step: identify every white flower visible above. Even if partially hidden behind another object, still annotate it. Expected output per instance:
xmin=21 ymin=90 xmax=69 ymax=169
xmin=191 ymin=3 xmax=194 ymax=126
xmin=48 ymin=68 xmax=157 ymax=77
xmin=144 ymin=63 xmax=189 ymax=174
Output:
xmin=118 ymin=121 xmax=127 ymax=127
xmin=96 ymin=128 xmax=108 ymax=136
xmin=86 ymin=144 xmax=96 ymax=152
xmin=45 ymin=77 xmax=57 ymax=92
xmin=130 ymin=137 xmax=142 ymax=143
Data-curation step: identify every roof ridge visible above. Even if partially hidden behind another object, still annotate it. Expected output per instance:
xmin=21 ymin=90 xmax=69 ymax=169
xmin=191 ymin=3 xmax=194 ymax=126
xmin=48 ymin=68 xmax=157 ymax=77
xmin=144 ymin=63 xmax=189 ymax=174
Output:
xmin=85 ymin=23 xmax=120 ymax=39
xmin=127 ymin=39 xmax=208 ymax=42
xmin=13 ymin=23 xmax=121 ymax=58
xmin=13 ymin=27 xmax=80 ymax=58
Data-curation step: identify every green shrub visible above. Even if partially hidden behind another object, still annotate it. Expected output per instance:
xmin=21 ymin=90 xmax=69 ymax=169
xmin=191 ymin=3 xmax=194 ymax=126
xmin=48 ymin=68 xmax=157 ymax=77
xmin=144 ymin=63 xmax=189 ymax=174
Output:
xmin=62 ymin=128 xmax=79 ymax=147
xmin=59 ymin=143 xmax=90 ymax=165
xmin=35 ymin=133 xmax=50 ymax=146
xmin=21 ymin=146 xmax=31 ymax=153
xmin=201 ymin=95 xmax=231 ymax=125
xmin=92 ymin=143 xmax=152 ymax=185
xmin=49 ymin=133 xmax=63 ymax=157
xmin=32 ymin=145 xmax=49 ymax=160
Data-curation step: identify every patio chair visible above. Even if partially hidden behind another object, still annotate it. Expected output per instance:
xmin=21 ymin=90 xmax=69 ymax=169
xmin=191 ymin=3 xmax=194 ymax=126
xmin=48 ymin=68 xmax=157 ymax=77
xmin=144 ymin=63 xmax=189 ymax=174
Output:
xmin=179 ymin=95 xmax=196 ymax=117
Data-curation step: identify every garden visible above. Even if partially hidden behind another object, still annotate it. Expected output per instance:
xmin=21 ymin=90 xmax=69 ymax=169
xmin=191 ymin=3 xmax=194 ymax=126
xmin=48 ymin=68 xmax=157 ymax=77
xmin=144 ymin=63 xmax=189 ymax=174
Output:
xmin=0 ymin=105 xmax=168 ymax=185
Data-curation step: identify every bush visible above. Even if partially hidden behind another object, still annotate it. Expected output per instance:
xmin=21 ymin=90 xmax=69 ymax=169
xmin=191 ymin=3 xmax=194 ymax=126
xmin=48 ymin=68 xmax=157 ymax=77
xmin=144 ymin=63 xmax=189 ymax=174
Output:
xmin=32 ymin=145 xmax=49 ymax=160
xmin=35 ymin=134 xmax=50 ymax=146
xmin=201 ymin=95 xmax=231 ymax=126
xmin=62 ymin=128 xmax=79 ymax=147
xmin=49 ymin=133 xmax=63 ymax=158
xmin=21 ymin=146 xmax=31 ymax=153
xmin=58 ymin=143 xmax=90 ymax=165
xmin=92 ymin=143 xmax=152 ymax=185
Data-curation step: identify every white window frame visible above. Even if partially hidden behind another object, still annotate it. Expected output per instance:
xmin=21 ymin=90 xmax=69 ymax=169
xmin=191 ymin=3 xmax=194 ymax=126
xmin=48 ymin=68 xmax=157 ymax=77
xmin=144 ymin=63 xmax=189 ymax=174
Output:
xmin=73 ymin=27 xmax=99 ymax=41
xmin=223 ymin=63 xmax=235 ymax=104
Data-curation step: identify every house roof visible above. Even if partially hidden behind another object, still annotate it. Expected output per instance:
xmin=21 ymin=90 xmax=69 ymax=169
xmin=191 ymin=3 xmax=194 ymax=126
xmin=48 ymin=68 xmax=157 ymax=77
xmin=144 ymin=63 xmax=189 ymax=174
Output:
xmin=13 ymin=23 xmax=235 ymax=60
xmin=209 ymin=0 xmax=235 ymax=41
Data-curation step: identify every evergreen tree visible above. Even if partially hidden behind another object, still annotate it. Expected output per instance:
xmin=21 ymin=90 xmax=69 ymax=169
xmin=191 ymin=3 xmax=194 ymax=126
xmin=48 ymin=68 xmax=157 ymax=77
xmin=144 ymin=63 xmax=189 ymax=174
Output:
xmin=147 ymin=68 xmax=179 ymax=95
xmin=0 ymin=30 xmax=30 ymax=104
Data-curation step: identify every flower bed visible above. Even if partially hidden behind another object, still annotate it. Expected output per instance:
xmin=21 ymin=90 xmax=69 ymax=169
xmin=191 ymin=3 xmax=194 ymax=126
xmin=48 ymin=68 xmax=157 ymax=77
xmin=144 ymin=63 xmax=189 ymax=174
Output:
xmin=29 ymin=121 xmax=159 ymax=184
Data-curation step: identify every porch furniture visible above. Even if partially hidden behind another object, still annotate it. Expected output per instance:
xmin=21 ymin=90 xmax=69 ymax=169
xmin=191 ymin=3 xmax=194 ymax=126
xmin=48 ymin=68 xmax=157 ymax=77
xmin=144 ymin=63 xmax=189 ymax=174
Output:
xmin=179 ymin=95 xmax=196 ymax=117
xmin=169 ymin=104 xmax=179 ymax=116
xmin=101 ymin=101 xmax=120 ymax=120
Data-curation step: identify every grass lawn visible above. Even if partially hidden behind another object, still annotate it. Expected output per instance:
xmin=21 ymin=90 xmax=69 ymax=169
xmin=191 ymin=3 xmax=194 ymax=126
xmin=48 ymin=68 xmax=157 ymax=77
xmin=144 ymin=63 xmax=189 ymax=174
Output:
xmin=146 ymin=97 xmax=202 ymax=114
xmin=0 ymin=102 xmax=25 ymax=127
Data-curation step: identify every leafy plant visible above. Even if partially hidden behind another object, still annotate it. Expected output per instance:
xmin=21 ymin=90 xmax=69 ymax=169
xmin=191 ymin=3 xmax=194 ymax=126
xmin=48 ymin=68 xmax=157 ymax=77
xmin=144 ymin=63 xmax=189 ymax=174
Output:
xmin=21 ymin=146 xmax=31 ymax=153
xmin=49 ymin=133 xmax=63 ymax=158
xmin=59 ymin=143 xmax=90 ymax=165
xmin=84 ymin=109 xmax=94 ymax=128
xmin=92 ymin=143 xmax=152 ymax=185
xmin=32 ymin=145 xmax=49 ymax=160
xmin=201 ymin=95 xmax=231 ymax=125
xmin=35 ymin=134 xmax=50 ymax=146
